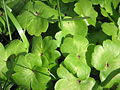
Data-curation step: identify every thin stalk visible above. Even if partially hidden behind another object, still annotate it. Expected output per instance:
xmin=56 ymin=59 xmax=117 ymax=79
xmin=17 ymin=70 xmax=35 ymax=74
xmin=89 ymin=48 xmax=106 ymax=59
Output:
xmin=2 ymin=0 xmax=12 ymax=40
xmin=6 ymin=6 xmax=29 ymax=51
xmin=57 ymin=0 xmax=62 ymax=28
xmin=27 ymin=10 xmax=90 ymax=22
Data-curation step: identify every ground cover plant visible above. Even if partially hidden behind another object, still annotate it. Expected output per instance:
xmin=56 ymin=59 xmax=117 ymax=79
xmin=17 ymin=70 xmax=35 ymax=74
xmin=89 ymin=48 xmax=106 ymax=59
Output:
xmin=0 ymin=0 xmax=120 ymax=90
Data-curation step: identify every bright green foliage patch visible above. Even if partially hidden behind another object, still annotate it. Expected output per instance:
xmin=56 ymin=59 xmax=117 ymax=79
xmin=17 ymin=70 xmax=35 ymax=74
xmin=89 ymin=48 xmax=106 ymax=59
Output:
xmin=12 ymin=53 xmax=51 ymax=90
xmin=74 ymin=0 xmax=98 ymax=26
xmin=17 ymin=1 xmax=58 ymax=36
xmin=55 ymin=64 xmax=95 ymax=90
xmin=0 ymin=0 xmax=120 ymax=90
xmin=92 ymin=40 xmax=120 ymax=88
xmin=32 ymin=36 xmax=60 ymax=68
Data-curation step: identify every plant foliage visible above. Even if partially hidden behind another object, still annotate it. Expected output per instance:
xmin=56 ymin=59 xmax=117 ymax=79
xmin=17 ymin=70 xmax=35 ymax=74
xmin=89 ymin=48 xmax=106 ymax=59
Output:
xmin=0 ymin=0 xmax=120 ymax=90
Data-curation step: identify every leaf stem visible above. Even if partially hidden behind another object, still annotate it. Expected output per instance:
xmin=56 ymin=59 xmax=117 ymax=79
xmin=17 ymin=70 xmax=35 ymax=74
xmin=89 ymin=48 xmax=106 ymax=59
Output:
xmin=57 ymin=0 xmax=62 ymax=28
xmin=2 ymin=0 xmax=12 ymax=40
xmin=6 ymin=6 xmax=29 ymax=51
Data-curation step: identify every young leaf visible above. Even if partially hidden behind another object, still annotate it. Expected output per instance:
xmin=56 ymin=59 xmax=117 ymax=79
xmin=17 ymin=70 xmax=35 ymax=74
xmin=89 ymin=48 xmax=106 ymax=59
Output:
xmin=101 ymin=22 xmax=118 ymax=36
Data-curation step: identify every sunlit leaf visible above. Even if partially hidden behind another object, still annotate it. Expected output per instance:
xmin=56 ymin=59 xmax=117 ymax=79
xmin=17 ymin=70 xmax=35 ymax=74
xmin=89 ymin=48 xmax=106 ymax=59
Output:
xmin=32 ymin=36 xmax=60 ymax=68
xmin=74 ymin=0 xmax=98 ymax=26
xmin=17 ymin=1 xmax=58 ymax=36
xmin=92 ymin=40 xmax=120 ymax=88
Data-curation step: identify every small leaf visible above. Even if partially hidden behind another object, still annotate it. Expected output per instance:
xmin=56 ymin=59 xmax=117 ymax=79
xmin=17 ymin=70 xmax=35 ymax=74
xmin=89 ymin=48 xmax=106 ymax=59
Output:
xmin=101 ymin=22 xmax=118 ymax=36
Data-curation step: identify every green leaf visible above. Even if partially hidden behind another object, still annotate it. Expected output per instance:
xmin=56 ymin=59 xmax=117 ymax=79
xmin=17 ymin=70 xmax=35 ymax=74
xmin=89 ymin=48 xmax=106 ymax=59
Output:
xmin=91 ymin=0 xmax=120 ymax=15
xmin=60 ymin=35 xmax=88 ymax=55
xmin=17 ymin=10 xmax=48 ymax=36
xmin=63 ymin=54 xmax=91 ymax=79
xmin=0 ymin=43 xmax=8 ymax=80
xmin=61 ymin=16 xmax=88 ymax=36
xmin=100 ymin=0 xmax=113 ymax=15
xmin=86 ymin=44 xmax=96 ymax=66
xmin=0 ymin=17 xmax=5 ymax=29
xmin=32 ymin=36 xmax=60 ymax=68
xmin=74 ymin=0 xmax=98 ymax=26
xmin=55 ymin=77 xmax=95 ymax=90
xmin=6 ymin=0 xmax=21 ymax=8
xmin=5 ymin=40 xmax=28 ymax=57
xmin=49 ymin=0 xmax=57 ymax=5
xmin=55 ymin=16 xmax=88 ymax=47
xmin=62 ymin=0 xmax=76 ymax=3
xmin=101 ymin=22 xmax=118 ymax=36
xmin=57 ymin=64 xmax=75 ymax=79
xmin=17 ymin=1 xmax=58 ymax=36
xmin=100 ymin=8 xmax=109 ymax=17
xmin=112 ymin=0 xmax=120 ymax=9
xmin=90 ymin=0 xmax=103 ymax=5
xmin=12 ymin=53 xmax=51 ymax=90
xmin=92 ymin=40 xmax=120 ymax=88
xmin=118 ymin=17 xmax=120 ymax=29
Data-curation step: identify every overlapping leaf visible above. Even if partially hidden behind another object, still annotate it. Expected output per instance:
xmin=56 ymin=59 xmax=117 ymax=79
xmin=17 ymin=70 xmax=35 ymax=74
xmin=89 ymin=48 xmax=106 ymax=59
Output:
xmin=60 ymin=35 xmax=88 ymax=59
xmin=5 ymin=40 xmax=28 ymax=57
xmin=55 ymin=64 xmax=95 ymax=90
xmin=74 ymin=0 xmax=98 ymax=26
xmin=91 ymin=0 xmax=120 ymax=15
xmin=0 ymin=43 xmax=8 ymax=80
xmin=17 ymin=1 xmax=58 ymax=36
xmin=0 ymin=40 xmax=28 ymax=80
xmin=32 ymin=36 xmax=60 ymax=68
xmin=61 ymin=17 xmax=88 ymax=36
xmin=55 ymin=16 xmax=88 ymax=47
xmin=12 ymin=53 xmax=51 ymax=90
xmin=92 ymin=40 xmax=120 ymax=88
xmin=63 ymin=54 xmax=91 ymax=79
xmin=60 ymin=35 xmax=91 ymax=80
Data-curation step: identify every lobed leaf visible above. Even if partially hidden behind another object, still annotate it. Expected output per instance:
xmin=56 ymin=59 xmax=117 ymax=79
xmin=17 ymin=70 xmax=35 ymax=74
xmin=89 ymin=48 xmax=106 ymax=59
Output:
xmin=12 ymin=53 xmax=50 ymax=90
xmin=74 ymin=0 xmax=98 ymax=26
xmin=92 ymin=40 xmax=120 ymax=88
